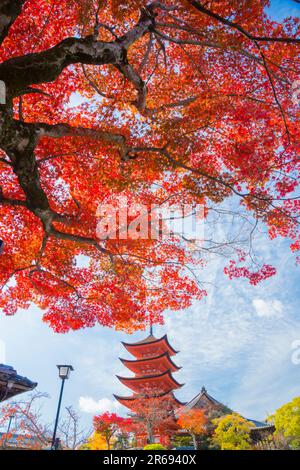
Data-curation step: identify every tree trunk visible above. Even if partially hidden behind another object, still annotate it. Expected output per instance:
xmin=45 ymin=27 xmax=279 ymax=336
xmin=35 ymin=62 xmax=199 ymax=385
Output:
xmin=147 ymin=422 xmax=154 ymax=444
xmin=192 ymin=433 xmax=198 ymax=450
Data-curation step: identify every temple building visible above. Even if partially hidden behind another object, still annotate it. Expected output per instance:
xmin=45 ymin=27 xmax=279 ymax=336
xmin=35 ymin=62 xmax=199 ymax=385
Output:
xmin=181 ymin=386 xmax=231 ymax=415
xmin=114 ymin=329 xmax=184 ymax=445
xmin=0 ymin=364 xmax=37 ymax=403
xmin=179 ymin=386 xmax=275 ymax=449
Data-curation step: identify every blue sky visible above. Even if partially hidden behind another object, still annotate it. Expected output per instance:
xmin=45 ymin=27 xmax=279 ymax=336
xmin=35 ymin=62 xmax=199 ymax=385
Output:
xmin=2 ymin=229 xmax=300 ymax=431
xmin=268 ymin=0 xmax=300 ymax=19
xmin=1 ymin=0 xmax=300 ymax=434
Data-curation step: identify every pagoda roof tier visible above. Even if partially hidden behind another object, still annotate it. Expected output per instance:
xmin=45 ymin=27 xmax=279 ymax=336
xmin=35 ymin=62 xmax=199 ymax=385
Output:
xmin=116 ymin=370 xmax=183 ymax=395
xmin=119 ymin=352 xmax=181 ymax=375
xmin=113 ymin=391 xmax=186 ymax=412
xmin=122 ymin=334 xmax=178 ymax=359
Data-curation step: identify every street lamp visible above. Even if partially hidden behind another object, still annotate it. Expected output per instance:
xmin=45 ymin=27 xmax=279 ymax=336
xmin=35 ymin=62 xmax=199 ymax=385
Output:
xmin=51 ymin=365 xmax=74 ymax=450
xmin=57 ymin=365 xmax=73 ymax=380
xmin=3 ymin=413 xmax=15 ymax=449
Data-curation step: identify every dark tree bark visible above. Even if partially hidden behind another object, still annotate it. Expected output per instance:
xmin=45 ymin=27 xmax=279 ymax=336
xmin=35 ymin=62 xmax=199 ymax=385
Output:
xmin=0 ymin=4 xmax=155 ymax=238
xmin=0 ymin=0 xmax=299 ymax=252
xmin=0 ymin=0 xmax=25 ymax=46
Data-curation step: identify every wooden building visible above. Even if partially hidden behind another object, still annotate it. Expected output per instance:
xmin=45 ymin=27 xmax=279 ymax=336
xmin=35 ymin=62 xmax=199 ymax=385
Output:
xmin=115 ymin=331 xmax=275 ymax=449
xmin=114 ymin=330 xmax=183 ymax=446
xmin=0 ymin=364 xmax=37 ymax=403
xmin=179 ymin=386 xmax=275 ymax=449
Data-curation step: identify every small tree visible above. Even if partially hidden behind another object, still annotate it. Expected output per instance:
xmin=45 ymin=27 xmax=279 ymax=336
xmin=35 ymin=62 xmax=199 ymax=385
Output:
xmin=268 ymin=396 xmax=300 ymax=449
xmin=0 ymin=392 xmax=51 ymax=449
xmin=177 ymin=410 xmax=208 ymax=450
xmin=212 ymin=414 xmax=253 ymax=450
xmin=81 ymin=432 xmax=107 ymax=450
xmin=173 ymin=435 xmax=193 ymax=448
xmin=93 ymin=412 xmax=132 ymax=450
xmin=132 ymin=393 xmax=178 ymax=445
xmin=0 ymin=392 xmax=90 ymax=450
xmin=59 ymin=406 xmax=91 ymax=450
xmin=113 ymin=431 xmax=131 ymax=450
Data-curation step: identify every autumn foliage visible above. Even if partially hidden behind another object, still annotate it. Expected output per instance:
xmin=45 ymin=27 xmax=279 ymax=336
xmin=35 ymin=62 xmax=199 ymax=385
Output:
xmin=1 ymin=1 xmax=300 ymax=331
xmin=93 ymin=412 xmax=132 ymax=450
xmin=0 ymin=393 xmax=50 ymax=449
xmin=178 ymin=409 xmax=208 ymax=435
xmin=177 ymin=409 xmax=208 ymax=448
xmin=129 ymin=394 xmax=179 ymax=445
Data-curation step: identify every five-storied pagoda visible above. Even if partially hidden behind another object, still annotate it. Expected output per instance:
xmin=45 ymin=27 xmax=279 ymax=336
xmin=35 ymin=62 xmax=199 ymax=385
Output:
xmin=114 ymin=326 xmax=184 ymax=446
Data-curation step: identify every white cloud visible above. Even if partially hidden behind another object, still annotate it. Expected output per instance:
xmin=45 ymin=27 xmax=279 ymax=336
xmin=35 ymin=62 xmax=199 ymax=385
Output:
xmin=252 ymin=298 xmax=283 ymax=318
xmin=0 ymin=200 xmax=299 ymax=429
xmin=229 ymin=326 xmax=300 ymax=420
xmin=79 ymin=396 xmax=120 ymax=414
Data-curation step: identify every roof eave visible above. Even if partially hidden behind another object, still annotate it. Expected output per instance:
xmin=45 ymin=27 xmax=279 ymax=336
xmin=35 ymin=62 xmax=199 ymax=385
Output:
xmin=121 ymin=335 xmax=178 ymax=355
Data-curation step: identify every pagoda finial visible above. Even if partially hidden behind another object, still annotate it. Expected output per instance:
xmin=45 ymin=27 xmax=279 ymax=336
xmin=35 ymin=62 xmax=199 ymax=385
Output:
xmin=201 ymin=386 xmax=207 ymax=394
xmin=149 ymin=321 xmax=153 ymax=336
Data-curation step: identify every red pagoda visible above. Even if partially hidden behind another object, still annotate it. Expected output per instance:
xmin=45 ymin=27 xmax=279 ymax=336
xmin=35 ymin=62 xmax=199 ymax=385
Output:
xmin=114 ymin=328 xmax=184 ymax=446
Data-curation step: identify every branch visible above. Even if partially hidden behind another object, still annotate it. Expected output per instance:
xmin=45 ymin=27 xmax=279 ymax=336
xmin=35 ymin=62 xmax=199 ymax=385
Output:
xmin=81 ymin=64 xmax=116 ymax=100
xmin=255 ymin=42 xmax=291 ymax=142
xmin=0 ymin=196 xmax=26 ymax=208
xmin=0 ymin=0 xmax=25 ymax=46
xmin=50 ymin=227 xmax=114 ymax=260
xmin=0 ymin=7 xmax=154 ymax=100
xmin=153 ymin=28 xmax=289 ymax=82
xmin=146 ymin=96 xmax=197 ymax=114
xmin=35 ymin=121 xmax=126 ymax=148
xmin=188 ymin=1 xmax=300 ymax=44
xmin=0 ymin=37 xmax=124 ymax=94
xmin=34 ymin=121 xmax=130 ymax=161
xmin=116 ymin=63 xmax=147 ymax=111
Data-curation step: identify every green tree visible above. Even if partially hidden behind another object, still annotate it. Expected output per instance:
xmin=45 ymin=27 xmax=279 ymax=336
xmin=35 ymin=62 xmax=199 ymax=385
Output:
xmin=212 ymin=414 xmax=253 ymax=450
xmin=268 ymin=396 xmax=300 ymax=450
xmin=172 ymin=436 xmax=193 ymax=448
xmin=113 ymin=432 xmax=131 ymax=450
xmin=144 ymin=443 xmax=166 ymax=450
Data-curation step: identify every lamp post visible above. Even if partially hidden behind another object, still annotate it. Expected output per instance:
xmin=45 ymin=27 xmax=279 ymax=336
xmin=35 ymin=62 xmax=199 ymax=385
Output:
xmin=51 ymin=365 xmax=73 ymax=450
xmin=3 ymin=413 xmax=15 ymax=449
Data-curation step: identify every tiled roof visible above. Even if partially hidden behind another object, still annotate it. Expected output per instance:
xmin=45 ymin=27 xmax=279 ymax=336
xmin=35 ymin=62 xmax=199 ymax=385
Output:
xmin=119 ymin=351 xmax=181 ymax=371
xmin=117 ymin=369 xmax=184 ymax=388
xmin=132 ymin=334 xmax=157 ymax=344
xmin=0 ymin=364 xmax=37 ymax=402
xmin=183 ymin=386 xmax=229 ymax=411
xmin=183 ymin=386 xmax=273 ymax=431
xmin=246 ymin=418 xmax=269 ymax=428
xmin=122 ymin=334 xmax=178 ymax=352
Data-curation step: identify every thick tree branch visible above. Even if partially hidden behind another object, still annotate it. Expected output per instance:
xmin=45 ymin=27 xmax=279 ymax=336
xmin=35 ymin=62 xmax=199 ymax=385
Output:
xmin=0 ymin=0 xmax=25 ymax=46
xmin=50 ymin=227 xmax=114 ymax=260
xmin=0 ymin=6 xmax=155 ymax=103
xmin=34 ymin=121 xmax=126 ymax=147
xmin=0 ymin=0 xmax=298 ymax=288
xmin=0 ymin=118 xmax=51 ymax=215
xmin=34 ymin=121 xmax=134 ymax=159
xmin=0 ymin=194 xmax=26 ymax=208
xmin=117 ymin=63 xmax=147 ymax=111
xmin=0 ymin=37 xmax=125 ymax=95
